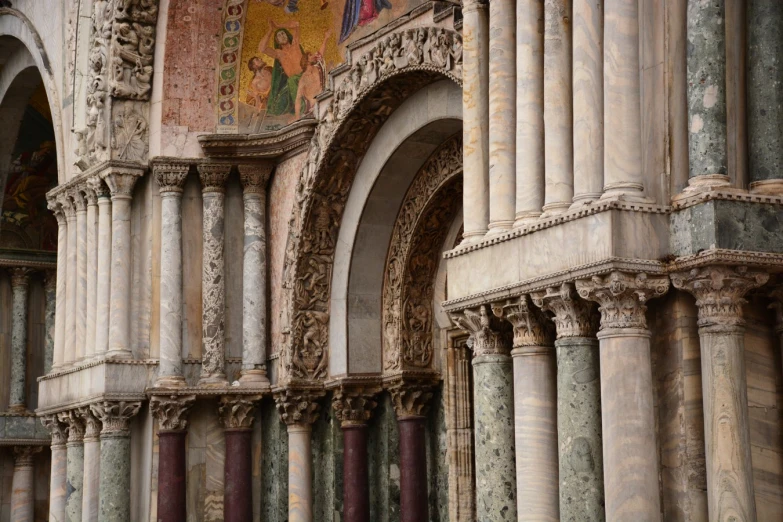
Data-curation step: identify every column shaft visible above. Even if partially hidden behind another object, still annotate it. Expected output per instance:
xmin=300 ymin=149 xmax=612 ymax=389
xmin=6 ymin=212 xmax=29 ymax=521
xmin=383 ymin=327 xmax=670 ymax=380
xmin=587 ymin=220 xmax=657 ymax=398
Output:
xmin=487 ymin=0 xmax=516 ymax=232
xmin=65 ymin=206 xmax=77 ymax=364
xmin=42 ymin=416 xmax=69 ymax=522
xmin=515 ymin=0 xmax=545 ymax=224
xmin=399 ymin=417 xmax=428 ymax=522
xmin=461 ymin=0 xmax=490 ymax=241
xmin=82 ymin=436 xmax=100 ymax=522
xmin=94 ymin=196 xmax=112 ymax=356
xmin=225 ymin=429 xmax=253 ymax=522
xmin=53 ymin=209 xmax=67 ymax=369
xmin=289 ymin=424 xmax=314 ymax=522
xmin=85 ymin=192 xmax=98 ymax=359
xmin=543 ymin=0 xmax=573 ymax=215
xmin=44 ymin=272 xmax=56 ymax=374
xmin=66 ymin=441 xmax=85 ymax=522
xmin=75 ymin=196 xmax=88 ymax=361
xmin=158 ymin=431 xmax=187 ymax=522
xmin=9 ymin=269 xmax=31 ymax=412
xmin=343 ymin=425 xmax=370 ymax=522
xmin=158 ymin=191 xmax=185 ymax=386
xmin=107 ymin=196 xmax=133 ymax=358
xmin=11 ymin=447 xmax=39 ymax=522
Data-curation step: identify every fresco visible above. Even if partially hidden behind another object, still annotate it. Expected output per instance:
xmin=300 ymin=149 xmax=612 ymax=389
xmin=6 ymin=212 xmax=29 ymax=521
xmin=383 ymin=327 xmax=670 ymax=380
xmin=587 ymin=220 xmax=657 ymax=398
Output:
xmin=0 ymin=83 xmax=58 ymax=252
xmin=239 ymin=0 xmax=424 ymax=132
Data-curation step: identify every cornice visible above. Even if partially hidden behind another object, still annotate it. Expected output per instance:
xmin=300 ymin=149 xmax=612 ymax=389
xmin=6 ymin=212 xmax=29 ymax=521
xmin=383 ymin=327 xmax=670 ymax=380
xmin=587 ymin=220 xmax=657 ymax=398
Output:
xmin=671 ymin=189 xmax=783 ymax=210
xmin=198 ymin=119 xmax=317 ymax=160
xmin=0 ymin=250 xmax=57 ymax=269
xmin=0 ymin=439 xmax=51 ymax=447
xmin=46 ymin=160 xmax=146 ymax=200
xmin=35 ymin=393 xmax=147 ymax=417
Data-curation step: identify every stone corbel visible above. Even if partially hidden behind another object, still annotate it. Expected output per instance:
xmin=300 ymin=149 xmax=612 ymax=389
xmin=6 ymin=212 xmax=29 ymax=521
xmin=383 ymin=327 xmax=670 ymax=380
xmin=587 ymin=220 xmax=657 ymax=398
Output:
xmin=449 ymin=304 xmax=512 ymax=357
xmin=150 ymin=395 xmax=197 ymax=432
xmin=219 ymin=395 xmax=262 ymax=430
xmin=89 ymin=400 xmax=142 ymax=437
xmin=531 ymin=282 xmax=599 ymax=339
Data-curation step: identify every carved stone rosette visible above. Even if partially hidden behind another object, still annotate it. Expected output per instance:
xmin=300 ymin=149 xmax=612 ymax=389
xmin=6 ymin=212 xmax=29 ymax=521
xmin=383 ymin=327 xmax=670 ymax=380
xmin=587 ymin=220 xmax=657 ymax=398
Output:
xmin=497 ymin=295 xmax=555 ymax=348
xmin=90 ymin=400 xmax=142 ymax=437
xmin=671 ymin=266 xmax=769 ymax=331
xmin=150 ymin=395 xmax=196 ymax=432
xmin=219 ymin=395 xmax=262 ymax=430
xmin=575 ymin=272 xmax=670 ymax=332
xmin=387 ymin=380 xmax=434 ymax=419
xmin=331 ymin=386 xmax=380 ymax=427
xmin=531 ymin=283 xmax=599 ymax=339
xmin=274 ymin=389 xmax=324 ymax=427
xmin=41 ymin=415 xmax=69 ymax=447
xmin=58 ymin=410 xmax=86 ymax=443
xmin=450 ymin=305 xmax=512 ymax=357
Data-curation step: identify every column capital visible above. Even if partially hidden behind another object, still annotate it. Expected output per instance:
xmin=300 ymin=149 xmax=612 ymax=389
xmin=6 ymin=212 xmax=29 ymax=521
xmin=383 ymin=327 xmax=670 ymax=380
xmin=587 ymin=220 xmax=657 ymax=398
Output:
xmin=274 ymin=388 xmax=324 ymax=426
xmin=101 ymin=167 xmax=144 ymax=199
xmin=90 ymin=400 xmax=141 ymax=436
xmin=76 ymin=407 xmax=102 ymax=442
xmin=331 ymin=385 xmax=380 ymax=427
xmin=497 ymin=295 xmax=554 ymax=347
xmin=218 ymin=394 xmax=262 ymax=430
xmin=449 ymin=304 xmax=512 ymax=357
xmin=152 ymin=159 xmax=191 ymax=194
xmin=531 ymin=282 xmax=599 ymax=339
xmin=9 ymin=267 xmax=33 ymax=288
xmin=57 ymin=410 xmax=86 ymax=443
xmin=150 ymin=394 xmax=197 ymax=432
xmin=576 ymin=272 xmax=670 ymax=332
xmin=69 ymin=188 xmax=88 ymax=212
xmin=238 ymin=163 xmax=273 ymax=194
xmin=12 ymin=446 xmax=42 ymax=468
xmin=40 ymin=414 xmax=69 ymax=447
xmin=387 ymin=379 xmax=434 ymax=419
xmin=58 ymin=193 xmax=76 ymax=219
xmin=198 ymin=162 xmax=232 ymax=194
xmin=47 ymin=197 xmax=67 ymax=223
xmin=86 ymin=176 xmax=111 ymax=198
xmin=672 ymin=266 xmax=769 ymax=330
xmin=82 ymin=184 xmax=99 ymax=206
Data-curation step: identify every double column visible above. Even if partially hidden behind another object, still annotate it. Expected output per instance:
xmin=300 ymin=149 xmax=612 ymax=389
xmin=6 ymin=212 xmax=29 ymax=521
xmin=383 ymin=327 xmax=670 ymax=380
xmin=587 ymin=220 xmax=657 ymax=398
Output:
xmin=41 ymin=415 xmax=68 ymax=522
xmin=10 ymin=446 xmax=42 ymax=522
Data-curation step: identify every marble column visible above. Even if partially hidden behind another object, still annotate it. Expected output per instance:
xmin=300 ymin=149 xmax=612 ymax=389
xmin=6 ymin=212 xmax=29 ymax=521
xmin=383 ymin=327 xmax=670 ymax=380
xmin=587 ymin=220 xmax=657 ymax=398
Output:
xmin=602 ymin=0 xmax=646 ymax=200
xmin=41 ymin=415 xmax=68 ymax=522
xmin=671 ymin=266 xmax=768 ymax=520
xmin=90 ymin=400 xmax=142 ymax=522
xmin=59 ymin=410 xmax=85 ymax=522
xmin=102 ymin=169 xmax=142 ymax=359
xmin=532 ymin=283 xmax=603 ymax=521
xmin=685 ymin=0 xmax=730 ymax=191
xmin=151 ymin=395 xmax=196 ymax=522
xmin=487 ymin=0 xmax=516 ymax=233
xmin=445 ymin=340 xmax=475 ymax=521
xmin=90 ymin=178 xmax=112 ymax=357
xmin=197 ymin=163 xmax=232 ymax=386
xmin=542 ymin=0 xmax=573 ymax=216
xmin=152 ymin=160 xmax=191 ymax=388
xmin=515 ymin=0 xmax=545 ymax=225
xmin=219 ymin=395 xmax=260 ymax=522
xmin=275 ymin=389 xmax=323 ymax=522
xmin=461 ymin=0 xmax=490 ymax=242
xmin=388 ymin=381 xmax=433 ymax=522
xmin=499 ymin=296 xmax=558 ymax=521
xmin=84 ymin=185 xmax=99 ymax=360
xmin=576 ymin=271 xmax=669 ymax=521
xmin=571 ymin=0 xmax=603 ymax=207
xmin=238 ymin=164 xmax=273 ymax=385
xmin=451 ymin=306 xmax=517 ymax=521
xmin=78 ymin=407 xmax=102 ymax=522
xmin=42 ymin=271 xmax=56 ymax=375
xmin=47 ymin=199 xmax=67 ymax=370
xmin=73 ymin=188 xmax=88 ymax=361
xmin=63 ymin=194 xmax=77 ymax=365
xmin=9 ymin=268 xmax=32 ymax=413
xmin=747 ymin=0 xmax=783 ymax=194
xmin=11 ymin=446 xmax=41 ymax=522
xmin=332 ymin=386 xmax=379 ymax=522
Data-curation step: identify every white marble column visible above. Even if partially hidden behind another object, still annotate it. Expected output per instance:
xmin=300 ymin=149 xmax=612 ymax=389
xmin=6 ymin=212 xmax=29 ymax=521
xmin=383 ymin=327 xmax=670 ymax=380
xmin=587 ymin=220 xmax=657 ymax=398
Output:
xmin=63 ymin=194 xmax=78 ymax=365
xmin=487 ymin=0 xmax=516 ymax=233
xmin=515 ymin=0 xmax=545 ymax=225
xmin=59 ymin=410 xmax=85 ymax=522
xmin=84 ymin=185 xmax=99 ymax=360
xmin=8 ymin=268 xmax=32 ymax=413
xmin=102 ymin=169 xmax=143 ymax=359
xmin=238 ymin=164 xmax=273 ymax=385
xmin=91 ymin=179 xmax=112 ymax=357
xmin=576 ymin=271 xmax=669 ymax=521
xmin=152 ymin=160 xmax=191 ymax=389
xmin=48 ymin=199 xmax=67 ymax=370
xmin=542 ymin=0 xmax=574 ymax=216
xmin=44 ymin=270 xmax=56 ymax=374
xmin=602 ymin=0 xmax=647 ymax=200
xmin=41 ymin=415 xmax=68 ymax=522
xmin=461 ymin=0 xmax=490 ymax=242
xmin=571 ymin=0 xmax=603 ymax=207
xmin=197 ymin=163 xmax=232 ymax=386
xmin=73 ymin=188 xmax=88 ymax=362
xmin=78 ymin=408 xmax=102 ymax=522
xmin=11 ymin=446 xmax=41 ymax=522
xmin=672 ymin=266 xmax=768 ymax=520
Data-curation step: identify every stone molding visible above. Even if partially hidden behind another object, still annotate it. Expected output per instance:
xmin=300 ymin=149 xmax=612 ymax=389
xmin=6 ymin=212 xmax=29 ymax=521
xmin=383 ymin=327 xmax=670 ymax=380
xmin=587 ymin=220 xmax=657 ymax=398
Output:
xmin=90 ymin=400 xmax=141 ymax=436
xmin=57 ymin=410 xmax=86 ymax=443
xmin=273 ymin=388 xmax=324 ymax=426
xmin=40 ymin=415 xmax=69 ymax=447
xmin=531 ymin=283 xmax=599 ymax=339
xmin=238 ymin=163 xmax=274 ymax=194
xmin=198 ymin=163 xmax=232 ymax=194
xmin=77 ymin=407 xmax=102 ymax=442
xmin=671 ymin=266 xmax=769 ymax=330
xmin=575 ymin=272 xmax=670 ymax=331
xmin=199 ymin=119 xmax=317 ymax=160
xmin=13 ymin=445 xmax=42 ymax=468
xmin=151 ymin=159 xmax=191 ymax=194
xmin=386 ymin=379 xmax=434 ymax=419
xmin=449 ymin=305 xmax=512 ymax=357
xmin=331 ymin=385 xmax=381 ymax=427
xmin=497 ymin=295 xmax=555 ymax=346
xmin=150 ymin=395 xmax=196 ymax=432
xmin=218 ymin=394 xmax=262 ymax=430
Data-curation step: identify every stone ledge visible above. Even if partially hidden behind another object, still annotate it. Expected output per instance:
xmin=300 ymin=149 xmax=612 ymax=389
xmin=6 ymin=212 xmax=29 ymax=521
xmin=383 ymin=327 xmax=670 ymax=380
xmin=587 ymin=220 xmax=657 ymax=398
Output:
xmin=0 ymin=415 xmax=50 ymax=441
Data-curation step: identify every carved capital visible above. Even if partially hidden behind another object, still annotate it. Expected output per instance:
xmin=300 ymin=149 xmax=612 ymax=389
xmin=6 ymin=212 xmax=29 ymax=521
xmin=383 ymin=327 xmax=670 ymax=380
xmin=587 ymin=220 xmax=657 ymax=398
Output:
xmin=102 ymin=169 xmax=143 ymax=199
xmin=449 ymin=305 xmax=512 ymax=357
xmin=769 ymin=285 xmax=783 ymax=335
xmin=13 ymin=446 xmax=42 ymax=468
xmin=40 ymin=414 xmax=69 ymax=446
xmin=83 ymin=184 xmax=99 ymax=205
xmin=9 ymin=267 xmax=32 ymax=289
xmin=58 ymin=193 xmax=76 ymax=219
xmin=198 ymin=163 xmax=232 ymax=194
xmin=531 ymin=283 xmax=599 ymax=339
xmin=58 ymin=410 xmax=86 ymax=443
xmin=238 ymin=163 xmax=273 ymax=195
xmin=76 ymin=407 xmax=103 ymax=441
xmin=47 ymin=198 xmax=66 ymax=223
xmin=576 ymin=272 xmax=670 ymax=331
xmin=671 ymin=266 xmax=769 ymax=330
xmin=90 ymin=400 xmax=141 ymax=436
xmin=387 ymin=380 xmax=433 ymax=419
xmin=274 ymin=389 xmax=323 ymax=426
xmin=331 ymin=386 xmax=380 ymax=427
xmin=150 ymin=395 xmax=196 ymax=431
xmin=86 ymin=176 xmax=111 ymax=198
xmin=152 ymin=160 xmax=191 ymax=194
xmin=218 ymin=394 xmax=261 ymax=430
xmin=70 ymin=188 xmax=88 ymax=212
xmin=497 ymin=295 xmax=555 ymax=347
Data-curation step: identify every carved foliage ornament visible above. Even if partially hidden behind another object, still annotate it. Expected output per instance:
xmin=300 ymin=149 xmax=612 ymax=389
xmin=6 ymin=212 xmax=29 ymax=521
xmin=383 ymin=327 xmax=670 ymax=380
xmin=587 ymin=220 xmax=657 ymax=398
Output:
xmin=497 ymin=295 xmax=555 ymax=347
xmin=575 ymin=272 xmax=670 ymax=331
xmin=219 ymin=395 xmax=261 ymax=430
xmin=77 ymin=407 xmax=103 ymax=441
xmin=274 ymin=389 xmax=323 ymax=426
xmin=40 ymin=415 xmax=69 ymax=446
xmin=332 ymin=387 xmax=379 ymax=426
xmin=388 ymin=381 xmax=434 ymax=419
xmin=150 ymin=395 xmax=196 ymax=431
xmin=531 ymin=283 xmax=599 ymax=339
xmin=90 ymin=400 xmax=142 ymax=435
xmin=449 ymin=305 xmax=512 ymax=357
xmin=57 ymin=410 xmax=86 ymax=442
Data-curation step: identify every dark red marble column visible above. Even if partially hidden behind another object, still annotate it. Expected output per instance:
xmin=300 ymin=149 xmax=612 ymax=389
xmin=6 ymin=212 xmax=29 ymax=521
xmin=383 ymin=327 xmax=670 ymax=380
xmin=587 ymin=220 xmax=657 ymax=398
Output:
xmin=343 ymin=424 xmax=370 ymax=522
xmin=399 ymin=416 xmax=428 ymax=522
xmin=224 ymin=429 xmax=253 ymax=522
xmin=157 ymin=430 xmax=187 ymax=522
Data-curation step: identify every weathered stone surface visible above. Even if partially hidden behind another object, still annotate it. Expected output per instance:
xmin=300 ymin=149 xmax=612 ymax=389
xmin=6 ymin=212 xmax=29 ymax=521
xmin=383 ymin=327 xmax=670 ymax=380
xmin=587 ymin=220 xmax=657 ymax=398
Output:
xmin=99 ymin=437 xmax=132 ymax=522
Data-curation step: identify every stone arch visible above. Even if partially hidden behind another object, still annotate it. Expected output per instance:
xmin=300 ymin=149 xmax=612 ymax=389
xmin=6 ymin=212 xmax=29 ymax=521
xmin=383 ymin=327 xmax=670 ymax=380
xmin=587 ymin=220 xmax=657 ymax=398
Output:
xmin=281 ymin=26 xmax=464 ymax=381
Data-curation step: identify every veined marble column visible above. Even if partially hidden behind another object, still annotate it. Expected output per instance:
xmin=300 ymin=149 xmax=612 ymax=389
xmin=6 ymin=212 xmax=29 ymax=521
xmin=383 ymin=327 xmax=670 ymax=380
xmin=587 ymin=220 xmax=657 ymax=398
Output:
xmin=602 ymin=0 xmax=646 ymax=200
xmin=445 ymin=341 xmax=475 ymax=521
xmin=44 ymin=271 xmax=56 ymax=374
xmin=152 ymin=160 xmax=191 ymax=388
xmin=388 ymin=381 xmax=433 ymax=522
xmin=90 ymin=178 xmax=112 ymax=357
xmin=11 ymin=446 xmax=41 ymax=522
xmin=747 ymin=0 xmax=783 ymax=194
xmin=542 ymin=0 xmax=574 ymax=216
xmin=219 ymin=395 xmax=260 ymax=522
xmin=275 ymin=389 xmax=323 ymax=522
xmin=197 ymin=163 xmax=232 ymax=386
xmin=84 ymin=185 xmax=99 ymax=360
xmin=78 ymin=408 xmax=102 ymax=522
xmin=90 ymin=400 xmax=141 ymax=522
xmin=63 ymin=194 xmax=77 ymax=364
xmin=47 ymin=199 xmax=67 ymax=370
xmin=238 ymin=164 xmax=273 ymax=385
xmin=487 ymin=0 xmax=516 ymax=232
xmin=59 ymin=410 xmax=85 ymax=522
xmin=515 ymin=0 xmax=545 ymax=225
xmin=73 ymin=188 xmax=88 ymax=361
xmin=333 ymin=386 xmax=379 ymax=522
xmin=576 ymin=271 xmax=669 ymax=521
xmin=461 ymin=0 xmax=490 ymax=242
xmin=9 ymin=268 xmax=32 ymax=413
xmin=451 ymin=306 xmax=517 ymax=521
xmin=499 ymin=296 xmax=558 ymax=521
xmin=102 ymin=169 xmax=143 ymax=359
xmin=672 ymin=266 xmax=768 ymax=520
xmin=571 ymin=0 xmax=603 ymax=207
xmin=151 ymin=395 xmax=196 ymax=522
xmin=532 ymin=283 xmax=603 ymax=521
xmin=41 ymin=415 xmax=68 ymax=522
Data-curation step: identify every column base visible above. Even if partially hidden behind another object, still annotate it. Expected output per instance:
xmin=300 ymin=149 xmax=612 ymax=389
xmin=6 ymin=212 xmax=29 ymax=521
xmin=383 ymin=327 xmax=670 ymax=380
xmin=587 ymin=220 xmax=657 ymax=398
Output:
xmin=238 ymin=368 xmax=270 ymax=386
xmin=672 ymin=174 xmax=733 ymax=201
xmin=569 ymin=193 xmax=601 ymax=210
xmin=749 ymin=178 xmax=783 ymax=195
xmin=154 ymin=375 xmax=187 ymax=389
xmin=104 ymin=349 xmax=133 ymax=360
xmin=540 ymin=202 xmax=571 ymax=218
xmin=513 ymin=211 xmax=542 ymax=228
xmin=485 ymin=221 xmax=514 ymax=237
xmin=600 ymin=181 xmax=652 ymax=203
xmin=198 ymin=373 xmax=229 ymax=387
xmin=460 ymin=229 xmax=489 ymax=245
xmin=8 ymin=404 xmax=29 ymax=414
